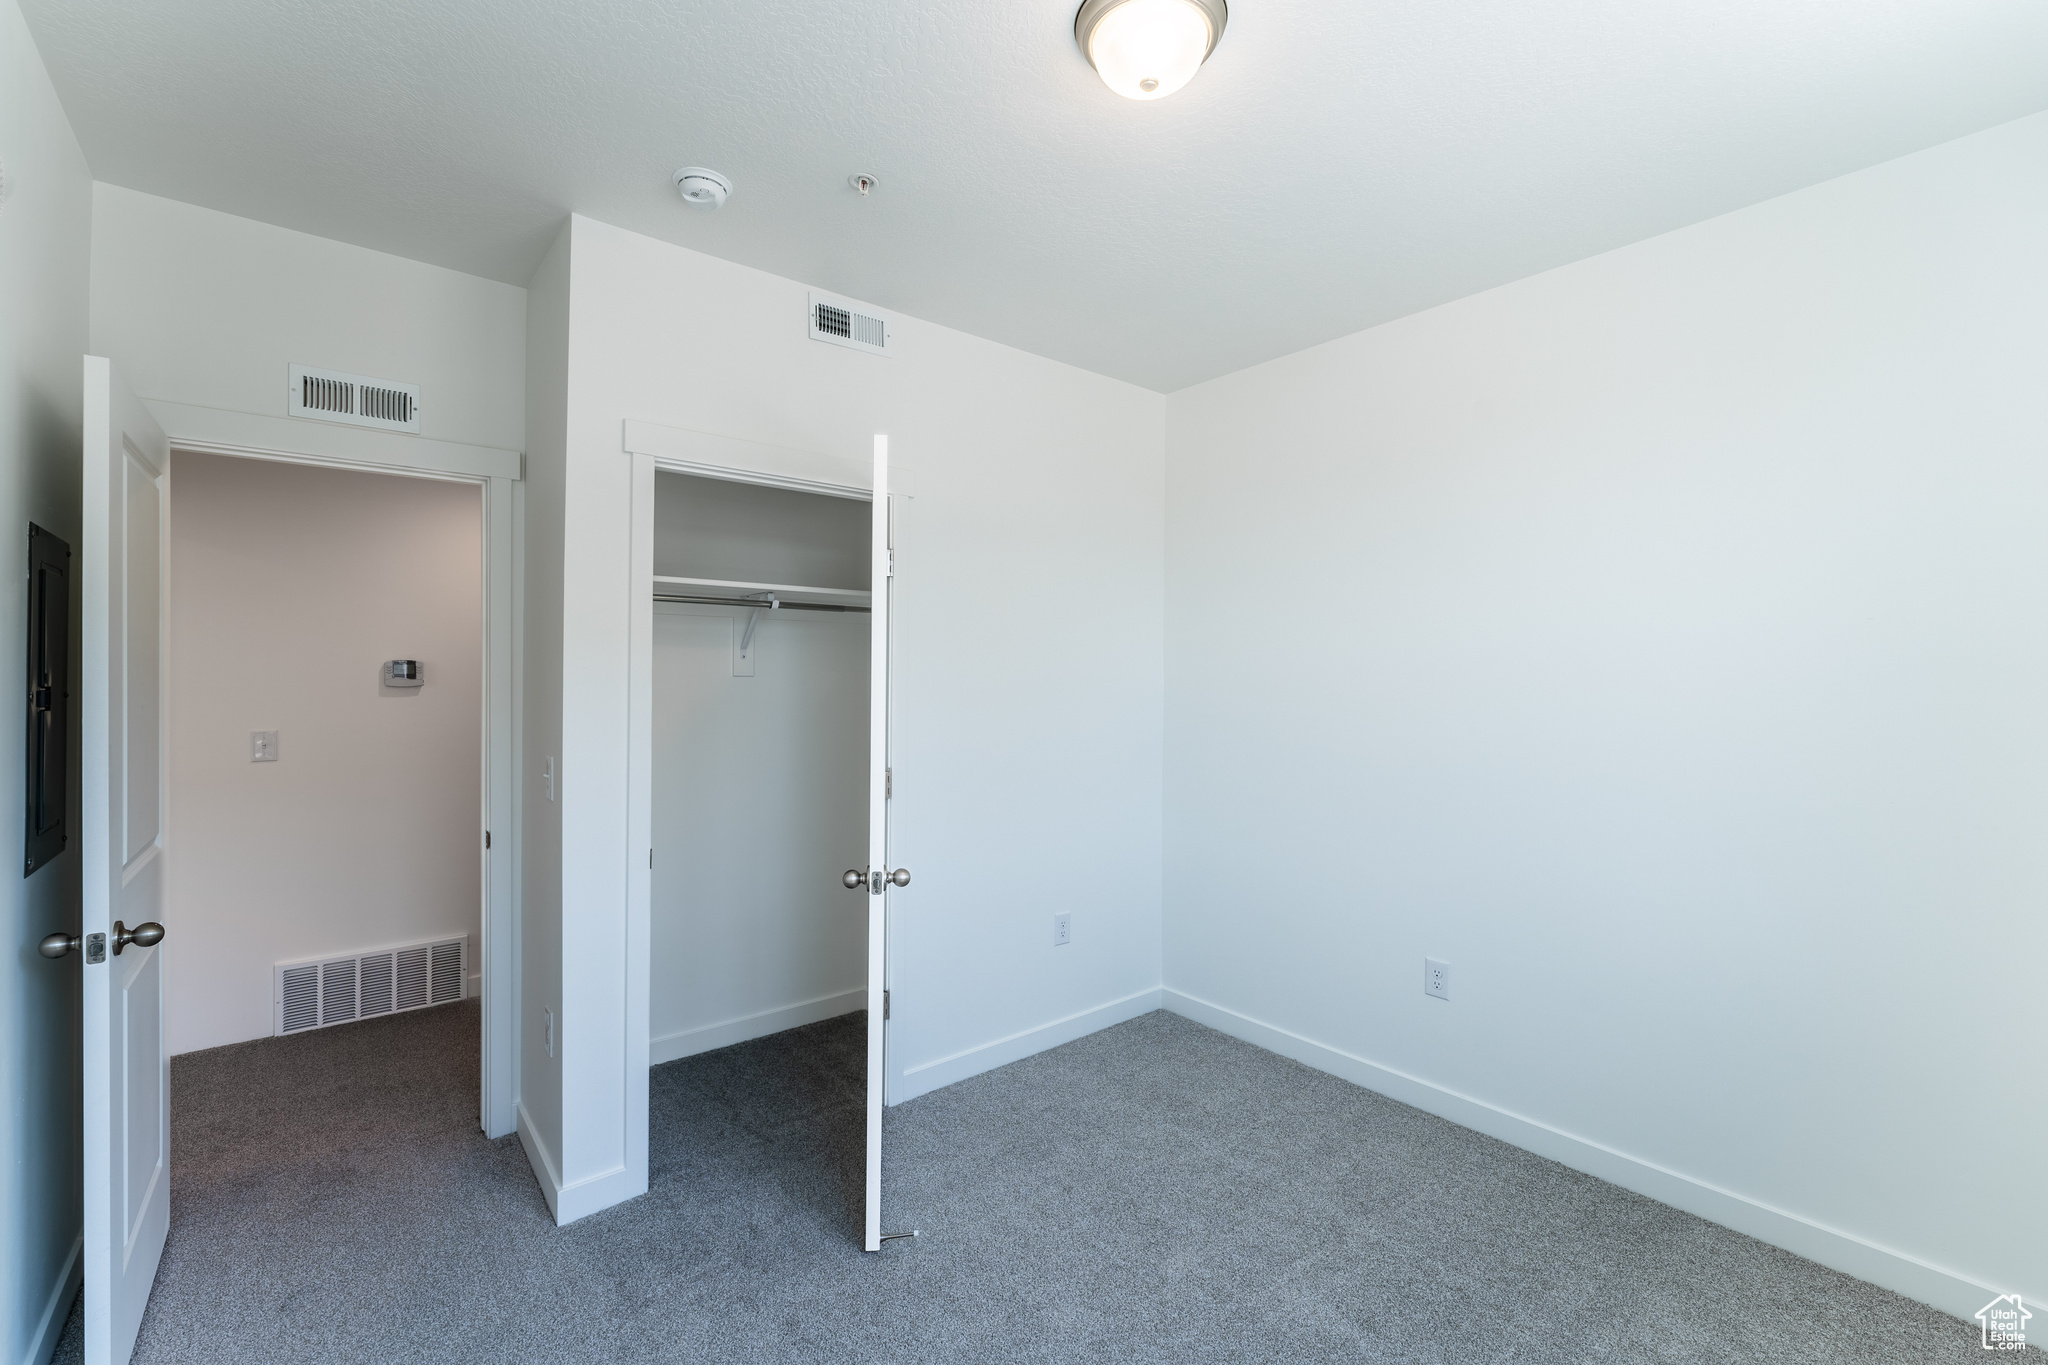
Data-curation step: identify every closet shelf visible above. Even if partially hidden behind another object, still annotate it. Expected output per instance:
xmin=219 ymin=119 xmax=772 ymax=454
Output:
xmin=652 ymin=575 xmax=871 ymax=608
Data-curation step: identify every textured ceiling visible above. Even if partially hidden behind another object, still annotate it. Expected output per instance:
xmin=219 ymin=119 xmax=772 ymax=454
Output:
xmin=23 ymin=0 xmax=2048 ymax=391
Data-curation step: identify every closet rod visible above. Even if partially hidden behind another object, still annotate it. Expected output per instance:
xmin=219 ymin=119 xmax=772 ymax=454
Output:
xmin=653 ymin=593 xmax=870 ymax=614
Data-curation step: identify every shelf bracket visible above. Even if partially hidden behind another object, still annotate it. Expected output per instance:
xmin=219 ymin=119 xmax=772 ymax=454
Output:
xmin=738 ymin=592 xmax=779 ymax=658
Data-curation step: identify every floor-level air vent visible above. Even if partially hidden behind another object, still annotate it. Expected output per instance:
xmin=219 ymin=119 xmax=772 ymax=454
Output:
xmin=808 ymin=291 xmax=891 ymax=357
xmin=275 ymin=934 xmax=467 ymax=1036
xmin=287 ymin=364 xmax=422 ymax=433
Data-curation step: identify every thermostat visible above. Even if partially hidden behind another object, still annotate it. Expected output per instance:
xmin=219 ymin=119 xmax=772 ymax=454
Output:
xmin=384 ymin=660 xmax=424 ymax=688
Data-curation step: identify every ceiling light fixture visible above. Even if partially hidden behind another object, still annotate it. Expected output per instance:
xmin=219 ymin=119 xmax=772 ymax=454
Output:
xmin=673 ymin=166 xmax=731 ymax=209
xmin=1074 ymin=0 xmax=1226 ymax=101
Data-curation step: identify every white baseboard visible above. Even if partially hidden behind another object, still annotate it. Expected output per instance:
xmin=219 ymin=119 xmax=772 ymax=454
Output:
xmin=893 ymin=986 xmax=1164 ymax=1105
xmin=649 ymin=989 xmax=864 ymax=1066
xmin=514 ymin=1099 xmax=564 ymax=1222
xmin=1163 ymin=988 xmax=2021 ymax=1325
xmin=552 ymin=1161 xmax=646 ymax=1226
xmin=515 ymin=1098 xmax=644 ymax=1227
xmin=21 ymin=1232 xmax=80 ymax=1365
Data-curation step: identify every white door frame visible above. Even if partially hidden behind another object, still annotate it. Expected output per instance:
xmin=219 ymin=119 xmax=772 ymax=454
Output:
xmin=151 ymin=422 xmax=521 ymax=1139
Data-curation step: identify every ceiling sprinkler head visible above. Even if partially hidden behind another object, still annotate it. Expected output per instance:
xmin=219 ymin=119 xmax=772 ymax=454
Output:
xmin=849 ymin=173 xmax=879 ymax=197
xmin=673 ymin=167 xmax=732 ymax=209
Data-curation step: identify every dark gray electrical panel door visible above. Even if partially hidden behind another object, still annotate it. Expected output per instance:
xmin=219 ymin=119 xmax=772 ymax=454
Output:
xmin=26 ymin=523 xmax=70 ymax=876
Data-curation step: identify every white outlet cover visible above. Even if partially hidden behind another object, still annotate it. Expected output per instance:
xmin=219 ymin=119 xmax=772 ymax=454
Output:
xmin=1053 ymin=913 xmax=1072 ymax=946
xmin=250 ymin=730 xmax=279 ymax=762
xmin=1424 ymin=957 xmax=1450 ymax=1000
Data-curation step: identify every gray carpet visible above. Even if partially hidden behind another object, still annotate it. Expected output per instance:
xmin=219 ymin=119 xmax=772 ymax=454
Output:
xmin=51 ymin=1002 xmax=2006 ymax=1364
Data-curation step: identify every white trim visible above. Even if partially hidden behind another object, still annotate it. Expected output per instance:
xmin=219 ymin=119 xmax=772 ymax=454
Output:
xmin=141 ymin=400 xmax=520 ymax=480
xmin=893 ymin=987 xmax=1165 ymax=1104
xmin=20 ymin=1233 xmax=81 ymax=1365
xmin=514 ymin=1099 xmax=562 ymax=1222
xmin=554 ymin=1164 xmax=643 ymax=1226
xmin=481 ymin=474 xmax=518 ymax=1139
xmin=148 ymin=415 xmax=521 ymax=1141
xmin=650 ymin=989 xmax=866 ymax=1066
xmin=623 ymin=418 xmax=871 ymax=500
xmin=1161 ymin=987 xmax=2024 ymax=1325
xmin=517 ymin=1094 xmax=640 ymax=1227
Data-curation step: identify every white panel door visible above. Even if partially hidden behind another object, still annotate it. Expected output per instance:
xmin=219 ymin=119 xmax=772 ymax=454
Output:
xmin=81 ymin=356 xmax=171 ymax=1365
xmin=864 ymin=435 xmax=894 ymax=1252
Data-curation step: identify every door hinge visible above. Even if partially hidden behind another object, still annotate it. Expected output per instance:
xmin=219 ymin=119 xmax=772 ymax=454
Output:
xmin=649 ymin=848 xmax=654 ymax=869
xmin=484 ymin=830 xmax=491 ymax=849
xmin=885 ymin=767 xmax=891 ymax=799
xmin=884 ymin=989 xmax=890 ymax=1020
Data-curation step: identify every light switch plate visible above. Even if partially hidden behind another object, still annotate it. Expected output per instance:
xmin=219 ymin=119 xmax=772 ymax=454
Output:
xmin=250 ymin=730 xmax=279 ymax=763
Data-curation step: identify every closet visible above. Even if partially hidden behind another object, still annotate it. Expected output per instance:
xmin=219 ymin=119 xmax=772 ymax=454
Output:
xmin=642 ymin=433 xmax=904 ymax=1250
xmin=648 ymin=470 xmax=872 ymax=1091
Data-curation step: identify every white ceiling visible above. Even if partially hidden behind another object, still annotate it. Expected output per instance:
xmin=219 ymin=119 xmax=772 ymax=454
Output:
xmin=23 ymin=0 xmax=2048 ymax=391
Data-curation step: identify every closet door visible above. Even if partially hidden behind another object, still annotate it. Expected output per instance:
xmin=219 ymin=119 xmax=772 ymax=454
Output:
xmin=863 ymin=435 xmax=893 ymax=1252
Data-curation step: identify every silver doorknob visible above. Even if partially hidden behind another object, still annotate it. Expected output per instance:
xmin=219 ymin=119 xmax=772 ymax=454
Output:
xmin=888 ymin=868 xmax=911 ymax=887
xmin=843 ymin=869 xmax=866 ymax=889
xmin=39 ymin=932 xmax=78 ymax=959
xmin=112 ymin=920 xmax=164 ymax=955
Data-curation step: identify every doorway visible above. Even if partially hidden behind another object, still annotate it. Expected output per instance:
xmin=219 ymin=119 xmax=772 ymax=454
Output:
xmin=162 ymin=451 xmax=486 ymax=1060
xmin=650 ymin=471 xmax=871 ymax=1061
xmin=72 ymin=361 xmax=521 ymax=1364
xmin=634 ymin=440 xmax=898 ymax=1249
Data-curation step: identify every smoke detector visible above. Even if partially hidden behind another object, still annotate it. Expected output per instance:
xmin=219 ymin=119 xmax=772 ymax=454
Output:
xmin=673 ymin=167 xmax=731 ymax=209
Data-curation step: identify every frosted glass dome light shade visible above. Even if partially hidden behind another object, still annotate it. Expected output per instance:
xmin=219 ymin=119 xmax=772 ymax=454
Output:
xmin=1075 ymin=0 xmax=1226 ymax=101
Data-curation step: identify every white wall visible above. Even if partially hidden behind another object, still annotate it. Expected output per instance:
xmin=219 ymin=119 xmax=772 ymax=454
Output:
xmin=1162 ymin=111 xmax=2048 ymax=1320
xmin=520 ymin=212 xmax=1165 ymax=1218
xmin=89 ymin=183 xmax=525 ymax=454
xmin=163 ymin=452 xmax=482 ymax=1055
xmin=517 ymin=223 xmax=569 ymax=1210
xmin=0 ymin=4 xmax=91 ymax=1359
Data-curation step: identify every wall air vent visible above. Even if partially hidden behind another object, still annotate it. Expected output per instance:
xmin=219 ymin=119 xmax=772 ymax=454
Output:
xmin=287 ymin=364 xmax=422 ymax=433
xmin=808 ymin=291 xmax=892 ymax=358
xmin=274 ymin=934 xmax=467 ymax=1036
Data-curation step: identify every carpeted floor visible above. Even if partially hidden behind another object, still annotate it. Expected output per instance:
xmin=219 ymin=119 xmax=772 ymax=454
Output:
xmin=52 ymin=1001 xmax=2005 ymax=1364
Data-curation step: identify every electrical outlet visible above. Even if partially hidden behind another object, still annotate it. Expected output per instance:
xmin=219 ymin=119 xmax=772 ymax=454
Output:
xmin=1424 ymin=958 xmax=1450 ymax=1001
xmin=250 ymin=730 xmax=278 ymax=762
xmin=543 ymin=1007 xmax=554 ymax=1058
xmin=1053 ymin=913 xmax=1072 ymax=947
